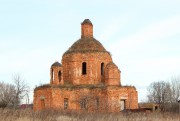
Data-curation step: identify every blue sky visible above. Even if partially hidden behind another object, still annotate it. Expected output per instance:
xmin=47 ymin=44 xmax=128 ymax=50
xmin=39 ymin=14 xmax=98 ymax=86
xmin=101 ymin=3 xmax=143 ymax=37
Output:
xmin=0 ymin=0 xmax=180 ymax=103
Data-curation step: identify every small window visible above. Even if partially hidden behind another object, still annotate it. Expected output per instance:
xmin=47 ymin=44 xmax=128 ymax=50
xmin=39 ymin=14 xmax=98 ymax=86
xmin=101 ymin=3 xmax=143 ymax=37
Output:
xmin=82 ymin=62 xmax=87 ymax=75
xmin=58 ymin=71 xmax=61 ymax=82
xmin=52 ymin=69 xmax=54 ymax=81
xmin=155 ymin=106 xmax=158 ymax=110
xmin=101 ymin=63 xmax=104 ymax=75
xmin=81 ymin=98 xmax=87 ymax=109
xmin=64 ymin=98 xmax=68 ymax=110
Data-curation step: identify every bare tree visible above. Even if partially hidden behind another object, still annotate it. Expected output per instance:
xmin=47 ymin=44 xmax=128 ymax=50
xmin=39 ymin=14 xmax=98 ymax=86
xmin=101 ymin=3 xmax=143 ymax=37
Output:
xmin=0 ymin=74 xmax=30 ymax=108
xmin=170 ymin=76 xmax=180 ymax=103
xmin=168 ymin=76 xmax=180 ymax=112
xmin=12 ymin=74 xmax=29 ymax=108
xmin=147 ymin=81 xmax=171 ymax=111
xmin=0 ymin=82 xmax=16 ymax=108
xmin=147 ymin=77 xmax=180 ymax=112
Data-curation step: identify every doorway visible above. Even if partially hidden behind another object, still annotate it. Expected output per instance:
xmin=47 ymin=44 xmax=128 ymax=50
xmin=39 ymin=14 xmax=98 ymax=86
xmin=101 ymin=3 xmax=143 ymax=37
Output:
xmin=120 ymin=100 xmax=125 ymax=111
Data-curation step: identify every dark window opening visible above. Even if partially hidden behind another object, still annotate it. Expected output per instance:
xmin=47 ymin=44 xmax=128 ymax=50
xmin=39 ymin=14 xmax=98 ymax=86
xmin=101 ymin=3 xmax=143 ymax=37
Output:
xmin=81 ymin=98 xmax=87 ymax=110
xmin=155 ymin=106 xmax=158 ymax=110
xmin=64 ymin=98 xmax=68 ymax=110
xmin=51 ymin=69 xmax=54 ymax=81
xmin=82 ymin=62 xmax=87 ymax=75
xmin=58 ymin=71 xmax=61 ymax=82
xmin=101 ymin=63 xmax=104 ymax=75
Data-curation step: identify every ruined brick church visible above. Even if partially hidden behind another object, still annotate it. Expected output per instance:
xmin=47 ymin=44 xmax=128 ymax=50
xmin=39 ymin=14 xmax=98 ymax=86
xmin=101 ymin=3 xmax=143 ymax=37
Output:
xmin=33 ymin=19 xmax=138 ymax=112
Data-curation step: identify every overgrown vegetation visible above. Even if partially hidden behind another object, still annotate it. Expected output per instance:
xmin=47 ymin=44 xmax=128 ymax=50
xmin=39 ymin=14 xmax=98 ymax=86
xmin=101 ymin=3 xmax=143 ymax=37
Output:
xmin=0 ymin=108 xmax=179 ymax=121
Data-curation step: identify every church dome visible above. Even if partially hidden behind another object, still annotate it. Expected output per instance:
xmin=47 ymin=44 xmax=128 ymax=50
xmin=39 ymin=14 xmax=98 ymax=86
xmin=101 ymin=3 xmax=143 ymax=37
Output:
xmin=51 ymin=62 xmax=61 ymax=67
xmin=63 ymin=19 xmax=110 ymax=56
xmin=64 ymin=37 xmax=108 ymax=55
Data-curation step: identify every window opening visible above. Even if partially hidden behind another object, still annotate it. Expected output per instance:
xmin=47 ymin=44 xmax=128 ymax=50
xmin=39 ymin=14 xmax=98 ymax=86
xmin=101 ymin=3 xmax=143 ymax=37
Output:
xmin=58 ymin=71 xmax=61 ymax=82
xmin=101 ymin=63 xmax=104 ymax=75
xmin=120 ymin=100 xmax=125 ymax=111
xmin=155 ymin=106 xmax=158 ymax=110
xmin=82 ymin=62 xmax=87 ymax=75
xmin=52 ymin=69 xmax=54 ymax=81
xmin=81 ymin=98 xmax=87 ymax=109
xmin=64 ymin=98 xmax=68 ymax=109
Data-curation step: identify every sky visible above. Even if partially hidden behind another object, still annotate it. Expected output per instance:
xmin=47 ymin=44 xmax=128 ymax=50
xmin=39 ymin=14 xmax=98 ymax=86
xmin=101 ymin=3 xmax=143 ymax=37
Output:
xmin=0 ymin=0 xmax=180 ymax=103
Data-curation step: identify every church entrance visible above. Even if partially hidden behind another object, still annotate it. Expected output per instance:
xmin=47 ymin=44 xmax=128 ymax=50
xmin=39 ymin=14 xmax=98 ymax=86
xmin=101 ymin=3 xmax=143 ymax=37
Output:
xmin=120 ymin=100 xmax=125 ymax=111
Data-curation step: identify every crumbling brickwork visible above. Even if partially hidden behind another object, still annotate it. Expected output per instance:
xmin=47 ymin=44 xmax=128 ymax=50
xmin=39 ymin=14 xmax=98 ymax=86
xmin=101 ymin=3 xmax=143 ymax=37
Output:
xmin=33 ymin=19 xmax=138 ymax=112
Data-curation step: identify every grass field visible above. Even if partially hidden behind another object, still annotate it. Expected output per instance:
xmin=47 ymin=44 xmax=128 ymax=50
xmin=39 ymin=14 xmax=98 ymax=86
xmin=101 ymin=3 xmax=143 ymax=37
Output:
xmin=0 ymin=108 xmax=179 ymax=121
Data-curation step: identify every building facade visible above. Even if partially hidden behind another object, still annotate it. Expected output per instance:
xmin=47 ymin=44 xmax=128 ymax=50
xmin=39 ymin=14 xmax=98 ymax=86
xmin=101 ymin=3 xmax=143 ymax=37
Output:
xmin=33 ymin=19 xmax=138 ymax=112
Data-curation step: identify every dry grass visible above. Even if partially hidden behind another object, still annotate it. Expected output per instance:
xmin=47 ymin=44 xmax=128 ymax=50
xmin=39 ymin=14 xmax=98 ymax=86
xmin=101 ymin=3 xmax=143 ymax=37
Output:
xmin=0 ymin=108 xmax=179 ymax=121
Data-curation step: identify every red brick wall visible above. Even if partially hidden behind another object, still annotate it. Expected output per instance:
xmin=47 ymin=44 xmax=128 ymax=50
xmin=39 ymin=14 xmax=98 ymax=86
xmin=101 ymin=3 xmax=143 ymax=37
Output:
xmin=106 ymin=86 xmax=138 ymax=112
xmin=126 ymin=87 xmax=138 ymax=109
xmin=33 ymin=88 xmax=52 ymax=111
xmin=81 ymin=24 xmax=93 ymax=38
xmin=62 ymin=52 xmax=112 ymax=85
xmin=33 ymin=86 xmax=138 ymax=112
xmin=105 ymin=62 xmax=121 ymax=86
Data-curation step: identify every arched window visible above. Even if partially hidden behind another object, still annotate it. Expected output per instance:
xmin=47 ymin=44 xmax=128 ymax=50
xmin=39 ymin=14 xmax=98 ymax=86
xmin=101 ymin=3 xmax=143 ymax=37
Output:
xmin=82 ymin=62 xmax=87 ymax=75
xmin=52 ymin=69 xmax=54 ymax=81
xmin=58 ymin=71 xmax=61 ymax=82
xmin=101 ymin=63 xmax=104 ymax=75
